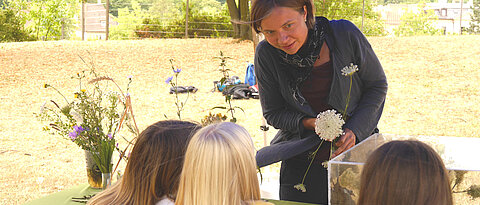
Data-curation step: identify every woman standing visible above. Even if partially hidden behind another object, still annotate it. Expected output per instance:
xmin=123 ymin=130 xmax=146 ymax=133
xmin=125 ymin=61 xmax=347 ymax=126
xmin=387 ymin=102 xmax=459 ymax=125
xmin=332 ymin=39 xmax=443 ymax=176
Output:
xmin=251 ymin=0 xmax=387 ymax=204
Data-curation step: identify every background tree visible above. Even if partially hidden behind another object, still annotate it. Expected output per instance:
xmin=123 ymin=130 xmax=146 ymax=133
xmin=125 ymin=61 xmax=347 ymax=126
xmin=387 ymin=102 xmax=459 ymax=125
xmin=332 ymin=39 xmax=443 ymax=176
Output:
xmin=315 ymin=0 xmax=385 ymax=36
xmin=5 ymin=0 xmax=78 ymax=40
xmin=467 ymin=0 xmax=480 ymax=34
xmin=1 ymin=0 xmax=8 ymax=8
xmin=135 ymin=0 xmax=231 ymax=38
xmin=226 ymin=0 xmax=250 ymax=40
xmin=109 ymin=0 xmax=133 ymax=17
xmin=0 ymin=8 xmax=34 ymax=42
xmin=109 ymin=0 xmax=145 ymax=39
xmin=394 ymin=4 xmax=441 ymax=36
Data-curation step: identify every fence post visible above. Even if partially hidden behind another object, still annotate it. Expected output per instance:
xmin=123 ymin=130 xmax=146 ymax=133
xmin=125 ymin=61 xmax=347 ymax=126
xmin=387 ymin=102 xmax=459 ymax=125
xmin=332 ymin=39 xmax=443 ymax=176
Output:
xmin=185 ymin=0 xmax=189 ymax=38
xmin=106 ymin=0 xmax=109 ymax=40
xmin=82 ymin=1 xmax=85 ymax=41
xmin=460 ymin=0 xmax=464 ymax=35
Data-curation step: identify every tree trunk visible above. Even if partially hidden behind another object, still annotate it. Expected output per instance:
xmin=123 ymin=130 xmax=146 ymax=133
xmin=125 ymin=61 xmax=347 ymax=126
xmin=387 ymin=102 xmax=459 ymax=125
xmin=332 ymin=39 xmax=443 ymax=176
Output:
xmin=226 ymin=0 xmax=240 ymax=38
xmin=226 ymin=0 xmax=251 ymax=39
xmin=239 ymin=0 xmax=251 ymax=40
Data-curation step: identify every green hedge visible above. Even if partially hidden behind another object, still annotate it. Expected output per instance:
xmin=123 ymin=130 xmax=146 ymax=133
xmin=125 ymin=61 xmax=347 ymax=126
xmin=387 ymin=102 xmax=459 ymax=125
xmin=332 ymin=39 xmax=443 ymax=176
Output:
xmin=0 ymin=8 xmax=35 ymax=42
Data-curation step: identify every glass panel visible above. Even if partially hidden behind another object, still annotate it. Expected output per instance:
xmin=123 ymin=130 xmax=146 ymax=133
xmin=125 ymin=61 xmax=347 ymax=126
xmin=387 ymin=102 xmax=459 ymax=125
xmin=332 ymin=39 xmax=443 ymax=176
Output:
xmin=328 ymin=134 xmax=480 ymax=205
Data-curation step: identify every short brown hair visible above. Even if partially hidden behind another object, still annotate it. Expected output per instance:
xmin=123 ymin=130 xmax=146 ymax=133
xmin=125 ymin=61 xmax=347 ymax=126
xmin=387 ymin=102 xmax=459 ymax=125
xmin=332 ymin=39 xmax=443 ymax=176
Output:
xmin=250 ymin=0 xmax=315 ymax=33
xmin=358 ymin=140 xmax=453 ymax=205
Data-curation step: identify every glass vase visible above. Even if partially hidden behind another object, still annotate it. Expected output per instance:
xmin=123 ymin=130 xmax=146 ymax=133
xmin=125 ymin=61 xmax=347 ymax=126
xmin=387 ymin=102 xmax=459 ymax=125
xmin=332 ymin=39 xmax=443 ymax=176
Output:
xmin=84 ymin=150 xmax=102 ymax=189
xmin=102 ymin=172 xmax=112 ymax=189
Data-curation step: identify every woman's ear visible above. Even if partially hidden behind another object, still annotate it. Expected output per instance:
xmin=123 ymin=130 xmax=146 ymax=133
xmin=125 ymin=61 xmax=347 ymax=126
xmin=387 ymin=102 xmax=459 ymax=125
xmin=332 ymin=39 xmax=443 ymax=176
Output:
xmin=303 ymin=5 xmax=307 ymax=21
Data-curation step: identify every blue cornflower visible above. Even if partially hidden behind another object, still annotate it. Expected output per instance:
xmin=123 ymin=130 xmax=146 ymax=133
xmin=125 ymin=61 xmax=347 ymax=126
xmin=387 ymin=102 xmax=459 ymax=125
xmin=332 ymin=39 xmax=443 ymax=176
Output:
xmin=107 ymin=134 xmax=113 ymax=140
xmin=165 ymin=76 xmax=173 ymax=84
xmin=174 ymin=68 xmax=182 ymax=73
xmin=127 ymin=75 xmax=133 ymax=79
xmin=73 ymin=125 xmax=84 ymax=133
xmin=69 ymin=131 xmax=77 ymax=141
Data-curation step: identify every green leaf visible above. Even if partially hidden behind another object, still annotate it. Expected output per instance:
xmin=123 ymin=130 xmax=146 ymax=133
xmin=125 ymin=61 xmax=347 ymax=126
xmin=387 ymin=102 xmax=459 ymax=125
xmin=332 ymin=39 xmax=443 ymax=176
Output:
xmin=233 ymin=106 xmax=245 ymax=114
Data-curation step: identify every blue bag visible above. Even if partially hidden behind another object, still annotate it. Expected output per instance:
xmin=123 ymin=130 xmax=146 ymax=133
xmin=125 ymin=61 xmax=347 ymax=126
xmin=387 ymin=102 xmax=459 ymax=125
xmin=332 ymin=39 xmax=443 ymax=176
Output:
xmin=244 ymin=63 xmax=256 ymax=86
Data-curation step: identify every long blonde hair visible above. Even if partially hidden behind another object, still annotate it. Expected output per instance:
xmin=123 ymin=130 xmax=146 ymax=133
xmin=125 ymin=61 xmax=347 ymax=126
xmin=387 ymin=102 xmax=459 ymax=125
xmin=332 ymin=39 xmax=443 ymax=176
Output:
xmin=175 ymin=122 xmax=260 ymax=205
xmin=88 ymin=120 xmax=200 ymax=205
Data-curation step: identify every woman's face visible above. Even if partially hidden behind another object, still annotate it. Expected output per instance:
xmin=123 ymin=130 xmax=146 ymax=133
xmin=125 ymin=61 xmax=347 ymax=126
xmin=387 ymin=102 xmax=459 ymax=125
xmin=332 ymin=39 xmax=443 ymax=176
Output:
xmin=260 ymin=6 xmax=308 ymax=55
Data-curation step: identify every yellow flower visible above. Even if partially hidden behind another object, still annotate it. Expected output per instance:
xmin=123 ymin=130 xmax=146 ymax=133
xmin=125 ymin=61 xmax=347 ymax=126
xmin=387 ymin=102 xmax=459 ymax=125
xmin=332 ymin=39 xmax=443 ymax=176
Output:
xmin=81 ymin=89 xmax=86 ymax=92
xmin=74 ymin=93 xmax=78 ymax=98
xmin=43 ymin=84 xmax=49 ymax=88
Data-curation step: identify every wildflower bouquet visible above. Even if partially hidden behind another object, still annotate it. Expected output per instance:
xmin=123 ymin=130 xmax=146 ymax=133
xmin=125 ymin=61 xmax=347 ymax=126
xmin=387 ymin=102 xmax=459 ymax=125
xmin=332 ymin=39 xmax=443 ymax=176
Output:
xmin=36 ymin=69 xmax=138 ymax=176
xmin=294 ymin=63 xmax=359 ymax=192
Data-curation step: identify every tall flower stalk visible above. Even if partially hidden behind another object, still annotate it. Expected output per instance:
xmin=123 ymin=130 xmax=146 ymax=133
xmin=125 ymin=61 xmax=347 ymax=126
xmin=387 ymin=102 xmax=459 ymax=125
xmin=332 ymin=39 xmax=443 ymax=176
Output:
xmin=211 ymin=51 xmax=244 ymax=123
xmin=165 ymin=59 xmax=189 ymax=120
xmin=294 ymin=63 xmax=358 ymax=193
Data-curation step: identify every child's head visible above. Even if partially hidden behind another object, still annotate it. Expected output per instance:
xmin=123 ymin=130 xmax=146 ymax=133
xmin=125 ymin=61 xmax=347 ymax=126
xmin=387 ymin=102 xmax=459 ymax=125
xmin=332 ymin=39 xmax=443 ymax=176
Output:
xmin=358 ymin=140 xmax=452 ymax=205
xmin=175 ymin=122 xmax=260 ymax=205
xmin=89 ymin=120 xmax=200 ymax=205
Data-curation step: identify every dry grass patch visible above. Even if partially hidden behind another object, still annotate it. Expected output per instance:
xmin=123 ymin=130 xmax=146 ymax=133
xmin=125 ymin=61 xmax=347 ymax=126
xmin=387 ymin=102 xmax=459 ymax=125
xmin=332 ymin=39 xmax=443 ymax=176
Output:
xmin=0 ymin=36 xmax=479 ymax=204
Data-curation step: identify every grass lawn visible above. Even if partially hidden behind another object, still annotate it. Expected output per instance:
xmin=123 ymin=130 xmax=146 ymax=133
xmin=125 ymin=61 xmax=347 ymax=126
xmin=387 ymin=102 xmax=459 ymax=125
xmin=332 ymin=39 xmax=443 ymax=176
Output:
xmin=0 ymin=36 xmax=479 ymax=204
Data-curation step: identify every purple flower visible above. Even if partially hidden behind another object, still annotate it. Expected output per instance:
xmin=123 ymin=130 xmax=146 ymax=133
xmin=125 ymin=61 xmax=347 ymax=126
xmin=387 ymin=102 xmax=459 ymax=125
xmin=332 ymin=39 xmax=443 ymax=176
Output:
xmin=69 ymin=131 xmax=77 ymax=141
xmin=73 ymin=125 xmax=84 ymax=133
xmin=107 ymin=134 xmax=113 ymax=140
xmin=165 ymin=76 xmax=173 ymax=84
xmin=116 ymin=143 xmax=119 ymax=148
xmin=127 ymin=75 xmax=133 ymax=79
xmin=174 ymin=68 xmax=182 ymax=73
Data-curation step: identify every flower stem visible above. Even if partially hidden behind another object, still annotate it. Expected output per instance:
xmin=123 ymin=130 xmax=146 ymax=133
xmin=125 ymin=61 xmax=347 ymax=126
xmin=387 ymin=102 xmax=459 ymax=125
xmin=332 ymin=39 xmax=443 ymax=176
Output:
xmin=343 ymin=76 xmax=353 ymax=121
xmin=50 ymin=86 xmax=69 ymax=105
xmin=300 ymin=140 xmax=325 ymax=185
xmin=174 ymin=75 xmax=181 ymax=120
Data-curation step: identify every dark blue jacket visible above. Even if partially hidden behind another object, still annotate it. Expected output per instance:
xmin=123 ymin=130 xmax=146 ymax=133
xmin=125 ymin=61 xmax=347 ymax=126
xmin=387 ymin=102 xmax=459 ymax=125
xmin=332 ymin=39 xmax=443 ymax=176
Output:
xmin=254 ymin=19 xmax=388 ymax=167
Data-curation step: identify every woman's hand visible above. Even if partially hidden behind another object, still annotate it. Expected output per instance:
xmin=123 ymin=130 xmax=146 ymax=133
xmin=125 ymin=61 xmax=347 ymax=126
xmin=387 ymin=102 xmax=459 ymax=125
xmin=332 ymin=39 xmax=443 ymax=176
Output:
xmin=331 ymin=128 xmax=356 ymax=158
xmin=302 ymin=117 xmax=316 ymax=130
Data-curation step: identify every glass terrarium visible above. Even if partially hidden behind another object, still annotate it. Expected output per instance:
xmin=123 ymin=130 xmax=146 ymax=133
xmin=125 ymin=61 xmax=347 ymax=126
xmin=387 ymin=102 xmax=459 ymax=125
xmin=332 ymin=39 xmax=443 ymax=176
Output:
xmin=328 ymin=133 xmax=480 ymax=205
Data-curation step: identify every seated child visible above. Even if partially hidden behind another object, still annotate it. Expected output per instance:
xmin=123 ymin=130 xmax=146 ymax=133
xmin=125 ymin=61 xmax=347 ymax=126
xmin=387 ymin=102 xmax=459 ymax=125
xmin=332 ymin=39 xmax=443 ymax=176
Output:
xmin=174 ymin=122 xmax=273 ymax=205
xmin=88 ymin=120 xmax=200 ymax=205
xmin=358 ymin=140 xmax=453 ymax=205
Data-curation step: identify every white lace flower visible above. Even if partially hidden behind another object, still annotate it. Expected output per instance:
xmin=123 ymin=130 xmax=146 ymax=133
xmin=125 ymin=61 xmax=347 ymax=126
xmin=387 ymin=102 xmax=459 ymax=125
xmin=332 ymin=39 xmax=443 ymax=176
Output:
xmin=294 ymin=183 xmax=307 ymax=193
xmin=341 ymin=63 xmax=359 ymax=76
xmin=314 ymin=110 xmax=345 ymax=141
xmin=69 ymin=109 xmax=83 ymax=125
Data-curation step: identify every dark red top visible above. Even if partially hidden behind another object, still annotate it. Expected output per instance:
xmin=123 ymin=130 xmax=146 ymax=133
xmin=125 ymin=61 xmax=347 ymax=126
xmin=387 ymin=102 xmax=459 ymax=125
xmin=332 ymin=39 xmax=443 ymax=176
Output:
xmin=300 ymin=61 xmax=333 ymax=114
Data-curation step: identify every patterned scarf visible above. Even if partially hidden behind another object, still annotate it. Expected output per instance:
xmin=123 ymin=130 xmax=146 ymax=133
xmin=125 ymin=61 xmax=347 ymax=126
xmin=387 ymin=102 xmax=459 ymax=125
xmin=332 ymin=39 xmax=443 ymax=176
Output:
xmin=277 ymin=17 xmax=330 ymax=105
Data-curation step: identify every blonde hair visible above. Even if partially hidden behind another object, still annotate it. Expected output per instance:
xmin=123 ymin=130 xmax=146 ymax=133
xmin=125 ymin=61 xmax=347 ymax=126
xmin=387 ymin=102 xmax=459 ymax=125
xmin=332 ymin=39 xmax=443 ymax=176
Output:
xmin=88 ymin=120 xmax=200 ymax=205
xmin=175 ymin=122 xmax=260 ymax=205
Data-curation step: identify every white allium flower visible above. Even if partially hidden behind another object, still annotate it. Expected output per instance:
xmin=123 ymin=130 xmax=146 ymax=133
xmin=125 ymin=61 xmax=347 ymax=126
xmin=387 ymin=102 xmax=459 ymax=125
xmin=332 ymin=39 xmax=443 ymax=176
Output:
xmin=341 ymin=63 xmax=359 ymax=76
xmin=315 ymin=110 xmax=345 ymax=141
xmin=69 ymin=109 xmax=83 ymax=125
